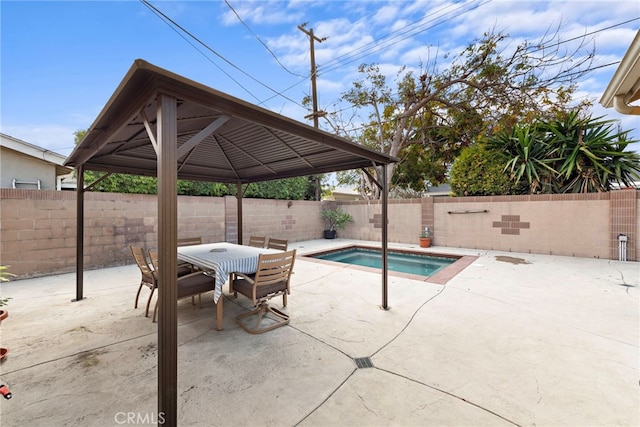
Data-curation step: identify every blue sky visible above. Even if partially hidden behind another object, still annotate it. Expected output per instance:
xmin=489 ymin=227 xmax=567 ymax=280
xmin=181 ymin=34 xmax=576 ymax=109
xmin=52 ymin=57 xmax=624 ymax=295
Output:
xmin=1 ymin=0 xmax=639 ymax=156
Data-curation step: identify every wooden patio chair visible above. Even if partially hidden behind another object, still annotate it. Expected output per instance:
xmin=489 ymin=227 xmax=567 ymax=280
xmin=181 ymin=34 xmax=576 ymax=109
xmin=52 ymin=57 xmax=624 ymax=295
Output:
xmin=248 ymin=235 xmax=266 ymax=248
xmin=148 ymin=249 xmax=194 ymax=278
xmin=177 ymin=237 xmax=202 ymax=247
xmin=267 ymin=237 xmax=288 ymax=251
xmin=148 ymin=249 xmax=216 ymax=323
xmin=177 ymin=237 xmax=202 ymax=271
xmin=130 ymin=245 xmax=157 ymax=318
xmin=230 ymin=249 xmax=296 ymax=334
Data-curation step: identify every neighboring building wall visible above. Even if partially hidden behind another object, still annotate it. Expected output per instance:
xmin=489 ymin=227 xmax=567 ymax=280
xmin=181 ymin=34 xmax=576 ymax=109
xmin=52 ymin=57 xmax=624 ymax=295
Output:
xmin=1 ymin=188 xmax=637 ymax=279
xmin=0 ymin=147 xmax=59 ymax=190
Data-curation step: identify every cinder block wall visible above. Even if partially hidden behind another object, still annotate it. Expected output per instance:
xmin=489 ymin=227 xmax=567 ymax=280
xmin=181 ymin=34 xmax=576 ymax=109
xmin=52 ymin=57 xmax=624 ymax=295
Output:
xmin=336 ymin=191 xmax=638 ymax=261
xmin=1 ymin=189 xmax=77 ymax=277
xmin=1 ymin=188 xmax=637 ymax=279
xmin=239 ymin=198 xmax=326 ymax=244
xmin=338 ymin=199 xmax=423 ymax=243
xmin=0 ymin=189 xmax=225 ymax=278
xmin=433 ymin=194 xmax=611 ymax=258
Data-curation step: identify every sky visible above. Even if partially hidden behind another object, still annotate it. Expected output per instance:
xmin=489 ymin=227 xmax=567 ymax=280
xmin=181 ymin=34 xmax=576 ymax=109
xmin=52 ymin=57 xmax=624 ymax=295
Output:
xmin=1 ymin=0 xmax=639 ymax=157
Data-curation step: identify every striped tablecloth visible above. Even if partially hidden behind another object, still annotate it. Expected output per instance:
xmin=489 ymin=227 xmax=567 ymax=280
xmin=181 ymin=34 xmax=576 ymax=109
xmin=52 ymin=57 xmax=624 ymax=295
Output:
xmin=177 ymin=242 xmax=280 ymax=303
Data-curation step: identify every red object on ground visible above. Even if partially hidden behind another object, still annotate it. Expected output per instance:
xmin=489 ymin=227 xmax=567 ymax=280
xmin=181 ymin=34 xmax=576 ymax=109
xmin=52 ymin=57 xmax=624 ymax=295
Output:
xmin=0 ymin=384 xmax=12 ymax=399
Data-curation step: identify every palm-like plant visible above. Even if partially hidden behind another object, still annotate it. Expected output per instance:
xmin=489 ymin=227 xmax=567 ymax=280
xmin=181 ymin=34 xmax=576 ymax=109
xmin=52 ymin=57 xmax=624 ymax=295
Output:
xmin=488 ymin=111 xmax=640 ymax=193
xmin=545 ymin=112 xmax=640 ymax=193
xmin=487 ymin=124 xmax=556 ymax=193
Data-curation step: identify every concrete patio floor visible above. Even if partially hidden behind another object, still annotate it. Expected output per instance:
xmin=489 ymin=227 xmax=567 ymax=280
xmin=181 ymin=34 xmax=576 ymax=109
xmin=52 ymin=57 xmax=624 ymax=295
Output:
xmin=0 ymin=239 xmax=638 ymax=426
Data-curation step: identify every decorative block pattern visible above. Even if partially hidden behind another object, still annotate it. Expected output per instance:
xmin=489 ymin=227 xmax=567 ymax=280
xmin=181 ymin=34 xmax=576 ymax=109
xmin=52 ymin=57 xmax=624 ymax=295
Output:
xmin=281 ymin=215 xmax=296 ymax=230
xmin=493 ymin=215 xmax=530 ymax=235
xmin=370 ymin=213 xmax=383 ymax=228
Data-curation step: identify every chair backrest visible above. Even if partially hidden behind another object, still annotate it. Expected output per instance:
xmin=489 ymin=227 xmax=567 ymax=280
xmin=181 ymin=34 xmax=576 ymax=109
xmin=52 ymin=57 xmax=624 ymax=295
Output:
xmin=129 ymin=245 xmax=153 ymax=278
xmin=267 ymin=237 xmax=288 ymax=251
xmin=148 ymin=248 xmax=194 ymax=278
xmin=254 ymin=249 xmax=296 ymax=290
xmin=148 ymin=249 xmax=159 ymax=270
xmin=248 ymin=235 xmax=266 ymax=248
xmin=178 ymin=237 xmax=202 ymax=246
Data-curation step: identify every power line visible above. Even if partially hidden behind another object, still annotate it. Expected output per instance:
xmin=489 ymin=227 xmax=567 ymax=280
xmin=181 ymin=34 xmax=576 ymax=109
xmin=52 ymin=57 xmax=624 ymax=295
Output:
xmin=320 ymin=56 xmax=624 ymax=128
xmin=223 ymin=0 xmax=306 ymax=78
xmin=140 ymin=0 xmax=305 ymax=108
xmin=528 ymin=17 xmax=640 ymax=53
xmin=321 ymin=0 xmax=491 ymax=74
xmin=556 ymin=60 xmax=620 ymax=79
xmin=141 ymin=0 xmax=260 ymax=103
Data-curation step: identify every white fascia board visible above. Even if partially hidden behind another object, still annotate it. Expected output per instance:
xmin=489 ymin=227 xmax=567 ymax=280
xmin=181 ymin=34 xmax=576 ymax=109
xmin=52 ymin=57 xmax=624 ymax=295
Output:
xmin=600 ymin=31 xmax=640 ymax=108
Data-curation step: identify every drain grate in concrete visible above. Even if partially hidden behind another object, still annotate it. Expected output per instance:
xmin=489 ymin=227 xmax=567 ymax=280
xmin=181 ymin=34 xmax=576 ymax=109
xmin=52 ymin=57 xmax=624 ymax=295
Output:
xmin=354 ymin=357 xmax=374 ymax=369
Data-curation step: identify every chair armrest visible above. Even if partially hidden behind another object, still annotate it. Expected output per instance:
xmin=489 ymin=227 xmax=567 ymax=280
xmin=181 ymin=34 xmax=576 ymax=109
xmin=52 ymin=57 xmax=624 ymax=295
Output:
xmin=177 ymin=271 xmax=209 ymax=281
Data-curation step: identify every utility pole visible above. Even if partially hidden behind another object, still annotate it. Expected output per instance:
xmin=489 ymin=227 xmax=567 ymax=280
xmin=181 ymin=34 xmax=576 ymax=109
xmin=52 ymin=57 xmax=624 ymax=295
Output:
xmin=298 ymin=23 xmax=327 ymax=128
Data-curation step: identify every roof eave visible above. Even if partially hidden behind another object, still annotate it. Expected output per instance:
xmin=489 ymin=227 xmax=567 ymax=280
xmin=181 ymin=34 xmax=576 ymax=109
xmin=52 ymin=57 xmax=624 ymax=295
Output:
xmin=600 ymin=31 xmax=640 ymax=111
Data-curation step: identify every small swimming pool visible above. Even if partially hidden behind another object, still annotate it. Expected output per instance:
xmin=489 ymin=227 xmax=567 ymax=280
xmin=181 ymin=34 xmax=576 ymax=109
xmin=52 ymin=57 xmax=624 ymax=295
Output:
xmin=310 ymin=246 xmax=457 ymax=277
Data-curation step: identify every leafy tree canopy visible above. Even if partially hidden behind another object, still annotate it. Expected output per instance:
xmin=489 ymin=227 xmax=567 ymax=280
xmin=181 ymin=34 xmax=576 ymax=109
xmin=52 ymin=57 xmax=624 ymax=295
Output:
xmin=317 ymin=28 xmax=595 ymax=198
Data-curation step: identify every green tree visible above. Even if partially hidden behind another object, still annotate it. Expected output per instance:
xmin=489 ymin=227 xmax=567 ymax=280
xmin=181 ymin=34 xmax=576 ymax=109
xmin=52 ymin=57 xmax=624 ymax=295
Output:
xmin=318 ymin=29 xmax=594 ymax=198
xmin=242 ymin=177 xmax=310 ymax=200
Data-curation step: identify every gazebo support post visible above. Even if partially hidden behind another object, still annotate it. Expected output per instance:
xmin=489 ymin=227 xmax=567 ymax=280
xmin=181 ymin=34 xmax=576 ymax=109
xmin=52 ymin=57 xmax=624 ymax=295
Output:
xmin=73 ymin=165 xmax=85 ymax=302
xmin=381 ymin=164 xmax=389 ymax=309
xmin=156 ymin=94 xmax=179 ymax=427
xmin=361 ymin=165 xmax=390 ymax=310
xmin=236 ymin=182 xmax=243 ymax=244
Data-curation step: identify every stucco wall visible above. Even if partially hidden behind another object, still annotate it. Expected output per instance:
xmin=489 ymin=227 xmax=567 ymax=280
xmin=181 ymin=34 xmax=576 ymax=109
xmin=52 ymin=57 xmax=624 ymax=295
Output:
xmin=0 ymin=148 xmax=59 ymax=190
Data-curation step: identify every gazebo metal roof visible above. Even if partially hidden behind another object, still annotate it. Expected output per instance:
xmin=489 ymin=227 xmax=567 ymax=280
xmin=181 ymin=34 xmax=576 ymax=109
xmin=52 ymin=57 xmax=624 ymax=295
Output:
xmin=65 ymin=59 xmax=396 ymax=427
xmin=65 ymin=59 xmax=395 ymax=182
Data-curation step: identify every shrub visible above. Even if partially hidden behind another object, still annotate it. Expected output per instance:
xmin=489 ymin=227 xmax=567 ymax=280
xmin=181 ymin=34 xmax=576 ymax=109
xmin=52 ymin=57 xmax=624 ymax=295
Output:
xmin=449 ymin=144 xmax=517 ymax=196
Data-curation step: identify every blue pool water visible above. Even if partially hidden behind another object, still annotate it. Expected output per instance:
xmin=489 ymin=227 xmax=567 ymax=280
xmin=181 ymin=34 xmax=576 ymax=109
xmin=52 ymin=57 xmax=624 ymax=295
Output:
xmin=312 ymin=247 xmax=456 ymax=276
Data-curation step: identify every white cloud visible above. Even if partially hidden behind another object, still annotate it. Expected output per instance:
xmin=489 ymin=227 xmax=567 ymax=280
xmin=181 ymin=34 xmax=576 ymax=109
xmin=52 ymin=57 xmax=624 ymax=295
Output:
xmin=594 ymin=28 xmax=638 ymax=51
xmin=373 ymin=5 xmax=401 ymax=25
xmin=220 ymin=0 xmax=304 ymax=26
xmin=1 ymin=125 xmax=78 ymax=157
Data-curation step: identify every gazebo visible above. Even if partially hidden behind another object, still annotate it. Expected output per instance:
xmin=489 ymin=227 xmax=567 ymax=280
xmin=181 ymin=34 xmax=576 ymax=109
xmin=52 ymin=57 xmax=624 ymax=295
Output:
xmin=64 ymin=59 xmax=397 ymax=426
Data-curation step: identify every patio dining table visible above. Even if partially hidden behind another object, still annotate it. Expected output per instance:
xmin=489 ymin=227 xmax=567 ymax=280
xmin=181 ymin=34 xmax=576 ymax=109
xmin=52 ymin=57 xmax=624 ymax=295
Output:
xmin=177 ymin=242 xmax=281 ymax=330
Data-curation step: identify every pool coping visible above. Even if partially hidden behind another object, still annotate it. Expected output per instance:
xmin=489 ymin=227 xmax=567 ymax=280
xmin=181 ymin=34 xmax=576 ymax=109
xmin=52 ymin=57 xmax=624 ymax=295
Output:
xmin=301 ymin=244 xmax=478 ymax=285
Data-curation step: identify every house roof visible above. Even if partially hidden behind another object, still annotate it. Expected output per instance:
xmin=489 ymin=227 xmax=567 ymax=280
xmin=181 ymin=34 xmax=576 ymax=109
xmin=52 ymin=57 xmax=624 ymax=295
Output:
xmin=64 ymin=59 xmax=397 ymax=182
xmin=1 ymin=133 xmax=72 ymax=176
xmin=600 ymin=30 xmax=640 ymax=114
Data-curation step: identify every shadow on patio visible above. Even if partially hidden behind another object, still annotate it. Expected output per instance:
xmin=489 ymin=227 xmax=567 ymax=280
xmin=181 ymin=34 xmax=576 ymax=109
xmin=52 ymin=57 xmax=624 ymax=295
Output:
xmin=1 ymin=240 xmax=638 ymax=426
